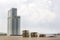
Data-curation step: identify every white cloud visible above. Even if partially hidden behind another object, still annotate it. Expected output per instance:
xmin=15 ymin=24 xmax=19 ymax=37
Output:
xmin=21 ymin=8 xmax=56 ymax=23
xmin=17 ymin=0 xmax=56 ymax=23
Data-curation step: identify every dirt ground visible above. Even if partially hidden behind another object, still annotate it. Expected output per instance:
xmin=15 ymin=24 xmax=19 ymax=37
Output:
xmin=0 ymin=36 xmax=60 ymax=40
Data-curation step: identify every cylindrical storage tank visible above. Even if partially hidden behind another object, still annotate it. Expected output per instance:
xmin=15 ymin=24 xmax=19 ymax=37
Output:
xmin=39 ymin=34 xmax=46 ymax=37
xmin=22 ymin=30 xmax=29 ymax=37
xmin=31 ymin=32 xmax=38 ymax=37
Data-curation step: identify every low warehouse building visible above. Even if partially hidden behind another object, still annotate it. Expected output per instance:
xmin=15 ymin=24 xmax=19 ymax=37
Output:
xmin=31 ymin=32 xmax=38 ymax=37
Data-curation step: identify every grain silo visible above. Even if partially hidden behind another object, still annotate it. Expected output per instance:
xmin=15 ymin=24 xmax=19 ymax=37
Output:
xmin=8 ymin=8 xmax=20 ymax=36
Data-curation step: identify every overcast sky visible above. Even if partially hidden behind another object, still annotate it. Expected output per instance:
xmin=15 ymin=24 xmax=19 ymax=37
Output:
xmin=0 ymin=0 xmax=60 ymax=34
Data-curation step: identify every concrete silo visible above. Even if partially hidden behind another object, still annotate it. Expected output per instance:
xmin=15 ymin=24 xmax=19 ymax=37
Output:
xmin=8 ymin=8 xmax=20 ymax=36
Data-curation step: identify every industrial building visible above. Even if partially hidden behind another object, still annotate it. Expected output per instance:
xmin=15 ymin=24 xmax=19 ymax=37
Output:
xmin=39 ymin=34 xmax=46 ymax=37
xmin=8 ymin=8 xmax=20 ymax=36
xmin=31 ymin=32 xmax=38 ymax=37
xmin=22 ymin=30 xmax=29 ymax=37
